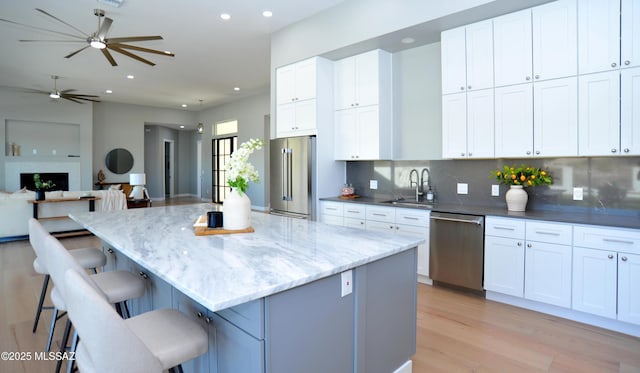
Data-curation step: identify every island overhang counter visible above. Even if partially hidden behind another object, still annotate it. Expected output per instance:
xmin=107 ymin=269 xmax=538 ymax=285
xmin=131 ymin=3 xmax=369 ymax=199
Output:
xmin=70 ymin=203 xmax=423 ymax=373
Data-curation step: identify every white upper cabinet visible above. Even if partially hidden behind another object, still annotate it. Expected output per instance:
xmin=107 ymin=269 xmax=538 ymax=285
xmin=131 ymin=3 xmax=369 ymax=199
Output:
xmin=578 ymin=71 xmax=621 ymax=155
xmin=441 ymin=20 xmax=494 ymax=95
xmin=621 ymin=66 xmax=640 ymax=155
xmin=493 ymin=9 xmax=533 ymax=87
xmin=442 ymin=89 xmax=494 ymax=159
xmin=334 ymin=49 xmax=392 ymax=160
xmin=621 ymin=0 xmax=640 ymax=69
xmin=276 ymin=58 xmax=317 ymax=105
xmin=533 ymin=77 xmax=578 ymax=157
xmin=578 ymin=0 xmax=621 ymax=74
xmin=494 ymin=84 xmax=533 ymax=157
xmin=334 ymin=50 xmax=382 ymax=110
xmin=532 ymin=0 xmax=577 ymax=81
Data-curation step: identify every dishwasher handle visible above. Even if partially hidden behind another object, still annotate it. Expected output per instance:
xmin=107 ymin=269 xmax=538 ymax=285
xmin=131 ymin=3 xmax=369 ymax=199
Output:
xmin=430 ymin=214 xmax=483 ymax=225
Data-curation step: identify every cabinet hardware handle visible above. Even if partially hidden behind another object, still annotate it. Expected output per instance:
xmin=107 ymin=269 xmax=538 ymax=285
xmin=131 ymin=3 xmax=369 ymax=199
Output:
xmin=139 ymin=271 xmax=148 ymax=279
xmin=460 ymin=86 xmax=465 ymax=90
xmin=461 ymin=153 xmax=465 ymax=157
xmin=107 ymin=248 xmax=114 ymax=254
xmin=527 ymin=243 xmax=532 ymax=248
xmin=326 ymin=207 xmax=337 ymax=211
xmin=611 ymin=62 xmax=617 ymax=67
xmin=526 ymin=151 xmax=531 ymax=155
xmin=403 ymin=216 xmax=419 ymax=220
xmin=526 ymin=76 xmax=531 ymax=81
xmin=347 ymin=210 xmax=359 ymax=213
xmin=517 ymin=242 xmax=523 ymax=246
xmin=196 ymin=311 xmax=203 ymax=318
xmin=624 ymin=148 xmax=630 ymax=153
xmin=603 ymin=238 xmax=634 ymax=245
xmin=468 ymin=152 xmax=473 ymax=157
xmin=205 ymin=317 xmax=212 ymax=324
xmin=611 ymin=148 xmax=617 ymax=153
xmin=608 ymin=254 xmax=614 ymax=259
xmin=355 ymin=103 xmax=359 ymax=106
xmin=390 ymin=225 xmax=394 ymax=229
xmin=360 ymin=222 xmax=364 ymax=225
xmin=372 ymin=213 xmax=387 ymax=216
xmin=621 ymin=256 xmax=628 ymax=262
xmin=494 ymin=226 xmax=515 ymax=231
xmin=535 ymin=230 xmax=560 ymax=236
xmin=624 ymin=60 xmax=630 ymax=65
xmin=535 ymin=150 xmax=540 ymax=155
xmin=468 ymin=85 xmax=472 ymax=89
xmin=535 ymin=75 xmax=540 ymax=79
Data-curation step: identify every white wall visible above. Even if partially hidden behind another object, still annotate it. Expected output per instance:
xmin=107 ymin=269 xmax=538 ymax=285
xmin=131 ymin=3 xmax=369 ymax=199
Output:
xmin=198 ymin=92 xmax=270 ymax=208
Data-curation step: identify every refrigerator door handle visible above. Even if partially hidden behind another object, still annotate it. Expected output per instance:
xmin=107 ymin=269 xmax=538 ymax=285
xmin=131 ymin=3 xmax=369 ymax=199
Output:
xmin=281 ymin=148 xmax=287 ymax=200
xmin=287 ymin=148 xmax=293 ymax=201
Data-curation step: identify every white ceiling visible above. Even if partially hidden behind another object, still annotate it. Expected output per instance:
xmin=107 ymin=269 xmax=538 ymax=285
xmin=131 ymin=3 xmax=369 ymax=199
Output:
xmin=0 ymin=0 xmax=346 ymax=110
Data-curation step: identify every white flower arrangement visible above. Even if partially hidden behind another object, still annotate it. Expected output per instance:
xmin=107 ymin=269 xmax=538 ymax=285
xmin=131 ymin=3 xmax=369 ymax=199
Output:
xmin=225 ymin=138 xmax=264 ymax=194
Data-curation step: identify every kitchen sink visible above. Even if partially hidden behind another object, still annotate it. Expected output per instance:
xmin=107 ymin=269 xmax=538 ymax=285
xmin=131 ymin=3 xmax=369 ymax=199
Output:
xmin=379 ymin=199 xmax=434 ymax=209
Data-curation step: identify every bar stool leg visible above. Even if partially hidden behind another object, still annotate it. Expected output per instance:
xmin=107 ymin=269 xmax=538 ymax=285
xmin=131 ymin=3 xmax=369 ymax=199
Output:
xmin=66 ymin=330 xmax=78 ymax=373
xmin=32 ymin=274 xmax=50 ymax=333
xmin=56 ymin=319 xmax=72 ymax=373
xmin=46 ymin=308 xmax=59 ymax=352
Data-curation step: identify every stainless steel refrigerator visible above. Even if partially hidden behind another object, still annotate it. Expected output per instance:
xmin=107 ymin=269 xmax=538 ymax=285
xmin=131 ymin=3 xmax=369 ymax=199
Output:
xmin=270 ymin=136 xmax=315 ymax=219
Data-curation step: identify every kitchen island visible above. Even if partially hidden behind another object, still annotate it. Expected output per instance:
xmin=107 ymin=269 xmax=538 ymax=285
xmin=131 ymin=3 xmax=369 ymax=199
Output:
xmin=70 ymin=203 xmax=422 ymax=373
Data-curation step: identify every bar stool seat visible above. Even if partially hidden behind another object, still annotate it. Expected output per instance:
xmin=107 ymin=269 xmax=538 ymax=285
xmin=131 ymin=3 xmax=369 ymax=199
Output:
xmin=65 ymin=268 xmax=208 ymax=373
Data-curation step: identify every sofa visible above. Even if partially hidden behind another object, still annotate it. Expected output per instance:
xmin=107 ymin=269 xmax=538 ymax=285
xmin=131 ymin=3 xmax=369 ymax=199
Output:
xmin=0 ymin=189 xmax=127 ymax=241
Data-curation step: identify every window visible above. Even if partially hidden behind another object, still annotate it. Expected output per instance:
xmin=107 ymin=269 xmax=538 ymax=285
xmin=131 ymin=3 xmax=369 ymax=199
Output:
xmin=212 ymin=120 xmax=238 ymax=203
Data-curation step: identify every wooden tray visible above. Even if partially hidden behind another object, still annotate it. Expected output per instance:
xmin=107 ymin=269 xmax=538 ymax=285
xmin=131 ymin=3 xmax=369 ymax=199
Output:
xmin=193 ymin=215 xmax=254 ymax=236
xmin=338 ymin=194 xmax=360 ymax=200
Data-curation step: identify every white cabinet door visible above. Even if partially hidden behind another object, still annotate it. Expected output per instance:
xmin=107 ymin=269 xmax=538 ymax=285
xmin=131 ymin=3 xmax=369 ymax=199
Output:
xmin=578 ymin=0 xmax=620 ymax=74
xmin=618 ymin=252 xmax=640 ymax=325
xmin=524 ymin=241 xmax=572 ymax=308
xmin=621 ymin=66 xmax=640 ymax=155
xmin=293 ymin=58 xmax=317 ymax=102
xmin=442 ymin=93 xmax=467 ymax=158
xmin=276 ymin=64 xmax=296 ymax=105
xmin=484 ymin=236 xmax=525 ymax=297
xmin=494 ymin=9 xmax=533 ymax=87
xmin=533 ymin=77 xmax=578 ymax=157
xmin=621 ymin=0 xmax=640 ymax=69
xmin=355 ymin=50 xmax=381 ymax=107
xmin=465 ymin=20 xmax=494 ymax=91
xmin=396 ymin=224 xmax=429 ymax=278
xmin=495 ymin=83 xmax=534 ymax=157
xmin=466 ymin=88 xmax=495 ymax=158
xmin=578 ymin=71 xmax=621 ymax=156
xmin=356 ymin=105 xmax=382 ymax=160
xmin=334 ymin=109 xmax=358 ymax=160
xmin=334 ymin=57 xmax=357 ymax=110
xmin=572 ymin=247 xmax=617 ymax=319
xmin=441 ymin=26 xmax=467 ymax=95
xmin=293 ymin=99 xmax=316 ymax=132
xmin=276 ymin=99 xmax=316 ymax=137
xmin=532 ymin=0 xmax=577 ymax=81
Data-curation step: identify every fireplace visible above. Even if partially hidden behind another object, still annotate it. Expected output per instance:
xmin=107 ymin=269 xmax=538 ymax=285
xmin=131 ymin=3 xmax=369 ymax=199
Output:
xmin=20 ymin=173 xmax=69 ymax=191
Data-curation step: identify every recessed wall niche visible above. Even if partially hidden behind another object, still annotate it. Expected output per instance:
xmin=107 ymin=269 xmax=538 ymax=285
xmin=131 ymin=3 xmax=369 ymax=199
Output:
xmin=5 ymin=119 xmax=80 ymax=157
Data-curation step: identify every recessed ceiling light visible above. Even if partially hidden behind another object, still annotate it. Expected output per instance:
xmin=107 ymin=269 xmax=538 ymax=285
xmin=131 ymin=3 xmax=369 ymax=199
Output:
xmin=234 ymin=87 xmax=240 ymax=91
xmin=181 ymin=104 xmax=188 ymax=108
xmin=126 ymin=74 xmax=134 ymax=79
xmin=262 ymin=10 xmax=273 ymax=17
xmin=179 ymin=125 xmax=185 ymax=129
xmin=401 ymin=37 xmax=416 ymax=44
xmin=105 ymin=89 xmax=113 ymax=94
xmin=220 ymin=13 xmax=231 ymax=20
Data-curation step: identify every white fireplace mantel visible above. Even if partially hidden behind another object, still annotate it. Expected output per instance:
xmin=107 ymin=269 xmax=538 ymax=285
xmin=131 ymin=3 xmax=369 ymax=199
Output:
xmin=5 ymin=159 xmax=81 ymax=191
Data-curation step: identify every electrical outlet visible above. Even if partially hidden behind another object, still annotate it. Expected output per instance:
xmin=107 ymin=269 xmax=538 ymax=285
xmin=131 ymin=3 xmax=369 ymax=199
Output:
xmin=491 ymin=184 xmax=500 ymax=197
xmin=32 ymin=149 xmax=37 ymax=155
xmin=573 ymin=187 xmax=583 ymax=201
xmin=369 ymin=180 xmax=378 ymax=190
xmin=457 ymin=183 xmax=468 ymax=195
xmin=341 ymin=270 xmax=353 ymax=297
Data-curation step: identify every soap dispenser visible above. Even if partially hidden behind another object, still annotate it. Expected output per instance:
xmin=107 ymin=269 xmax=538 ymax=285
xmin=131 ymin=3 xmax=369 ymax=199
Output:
xmin=426 ymin=187 xmax=434 ymax=203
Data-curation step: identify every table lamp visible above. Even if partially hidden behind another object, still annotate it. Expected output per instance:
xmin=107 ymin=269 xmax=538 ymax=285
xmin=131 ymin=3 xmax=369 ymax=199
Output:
xmin=129 ymin=173 xmax=147 ymax=200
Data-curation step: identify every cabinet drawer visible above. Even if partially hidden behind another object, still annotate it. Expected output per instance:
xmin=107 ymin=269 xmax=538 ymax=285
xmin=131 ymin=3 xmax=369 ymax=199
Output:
xmin=216 ymin=298 xmax=264 ymax=340
xmin=395 ymin=208 xmax=429 ymax=227
xmin=366 ymin=219 xmax=395 ymax=232
xmin=526 ymin=220 xmax=572 ymax=245
xmin=321 ymin=214 xmax=343 ymax=226
xmin=485 ymin=216 xmax=525 ymax=239
xmin=319 ymin=201 xmax=344 ymax=216
xmin=344 ymin=217 xmax=365 ymax=229
xmin=365 ymin=205 xmax=395 ymax=223
xmin=574 ymin=225 xmax=640 ymax=255
xmin=343 ymin=204 xmax=366 ymax=219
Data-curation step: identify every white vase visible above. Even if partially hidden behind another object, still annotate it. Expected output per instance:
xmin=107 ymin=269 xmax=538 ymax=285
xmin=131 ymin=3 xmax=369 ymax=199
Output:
xmin=505 ymin=185 xmax=528 ymax=212
xmin=223 ymin=189 xmax=251 ymax=230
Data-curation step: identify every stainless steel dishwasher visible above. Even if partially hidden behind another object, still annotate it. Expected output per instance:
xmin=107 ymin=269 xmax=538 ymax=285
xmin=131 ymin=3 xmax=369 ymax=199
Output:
xmin=429 ymin=212 xmax=485 ymax=292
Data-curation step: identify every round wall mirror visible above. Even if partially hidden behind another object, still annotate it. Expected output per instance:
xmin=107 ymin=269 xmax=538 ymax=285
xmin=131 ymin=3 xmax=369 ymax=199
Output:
xmin=105 ymin=148 xmax=134 ymax=174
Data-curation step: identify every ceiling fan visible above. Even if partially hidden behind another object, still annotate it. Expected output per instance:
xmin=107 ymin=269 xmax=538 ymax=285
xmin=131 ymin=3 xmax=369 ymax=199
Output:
xmin=5 ymin=75 xmax=100 ymax=104
xmin=0 ymin=8 xmax=174 ymax=66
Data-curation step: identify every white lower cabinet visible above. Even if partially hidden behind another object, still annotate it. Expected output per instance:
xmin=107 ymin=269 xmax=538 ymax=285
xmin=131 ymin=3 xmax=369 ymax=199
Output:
xmin=618 ymin=252 xmax=640 ymax=324
xmin=524 ymin=240 xmax=572 ymax=308
xmin=572 ymin=246 xmax=617 ymax=318
xmin=484 ymin=235 xmax=525 ymax=297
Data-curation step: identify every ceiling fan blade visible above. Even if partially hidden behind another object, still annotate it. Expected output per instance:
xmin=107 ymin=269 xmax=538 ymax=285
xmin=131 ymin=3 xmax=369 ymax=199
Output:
xmin=108 ymin=45 xmax=156 ymax=66
xmin=0 ymin=17 xmax=85 ymax=39
xmin=106 ymin=35 xmax=162 ymax=43
xmin=35 ymin=8 xmax=89 ymax=37
xmin=63 ymin=94 xmax=100 ymax=102
xmin=110 ymin=43 xmax=175 ymax=57
xmin=97 ymin=17 xmax=113 ymax=40
xmin=65 ymin=93 xmax=100 ymax=98
xmin=101 ymin=48 xmax=117 ymax=66
xmin=61 ymin=96 xmax=85 ymax=104
xmin=65 ymin=45 xmax=90 ymax=59
xmin=19 ymin=39 xmax=86 ymax=43
xmin=60 ymin=89 xmax=76 ymax=94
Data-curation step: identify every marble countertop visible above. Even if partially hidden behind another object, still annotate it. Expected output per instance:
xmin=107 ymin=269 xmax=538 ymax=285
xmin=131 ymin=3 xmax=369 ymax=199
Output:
xmin=70 ymin=204 xmax=423 ymax=312
xmin=321 ymin=197 xmax=640 ymax=230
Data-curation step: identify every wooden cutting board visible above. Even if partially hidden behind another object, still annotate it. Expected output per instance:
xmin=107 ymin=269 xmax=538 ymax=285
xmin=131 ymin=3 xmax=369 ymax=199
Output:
xmin=193 ymin=215 xmax=254 ymax=235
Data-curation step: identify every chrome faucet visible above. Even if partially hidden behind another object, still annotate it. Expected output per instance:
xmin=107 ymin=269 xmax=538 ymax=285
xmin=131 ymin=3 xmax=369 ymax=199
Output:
xmin=409 ymin=169 xmax=422 ymax=201
xmin=421 ymin=168 xmax=434 ymax=202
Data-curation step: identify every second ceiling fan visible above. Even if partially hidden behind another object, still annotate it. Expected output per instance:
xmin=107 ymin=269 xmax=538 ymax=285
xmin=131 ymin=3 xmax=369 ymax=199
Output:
xmin=1 ymin=8 xmax=174 ymax=66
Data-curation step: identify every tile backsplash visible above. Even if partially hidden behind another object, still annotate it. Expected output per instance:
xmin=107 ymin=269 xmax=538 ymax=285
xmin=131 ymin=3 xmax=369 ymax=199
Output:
xmin=345 ymin=157 xmax=640 ymax=216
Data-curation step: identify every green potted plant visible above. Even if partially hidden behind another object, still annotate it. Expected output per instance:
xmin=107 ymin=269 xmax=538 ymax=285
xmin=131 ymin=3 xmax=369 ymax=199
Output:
xmin=490 ymin=165 xmax=552 ymax=211
xmin=33 ymin=173 xmax=55 ymax=201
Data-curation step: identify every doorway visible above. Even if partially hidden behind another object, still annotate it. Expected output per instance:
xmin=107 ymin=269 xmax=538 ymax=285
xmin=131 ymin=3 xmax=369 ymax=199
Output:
xmin=163 ymin=139 xmax=175 ymax=198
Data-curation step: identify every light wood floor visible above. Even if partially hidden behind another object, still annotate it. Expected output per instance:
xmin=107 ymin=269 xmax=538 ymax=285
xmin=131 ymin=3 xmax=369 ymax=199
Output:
xmin=1 ymin=236 xmax=639 ymax=373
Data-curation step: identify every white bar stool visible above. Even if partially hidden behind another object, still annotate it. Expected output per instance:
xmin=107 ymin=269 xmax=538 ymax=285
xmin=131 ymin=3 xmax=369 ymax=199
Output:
xmin=64 ymin=268 xmax=208 ymax=373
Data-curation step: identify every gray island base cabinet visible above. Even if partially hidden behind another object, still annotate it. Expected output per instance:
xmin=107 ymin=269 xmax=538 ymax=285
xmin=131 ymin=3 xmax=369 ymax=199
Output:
xmin=72 ymin=204 xmax=421 ymax=373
